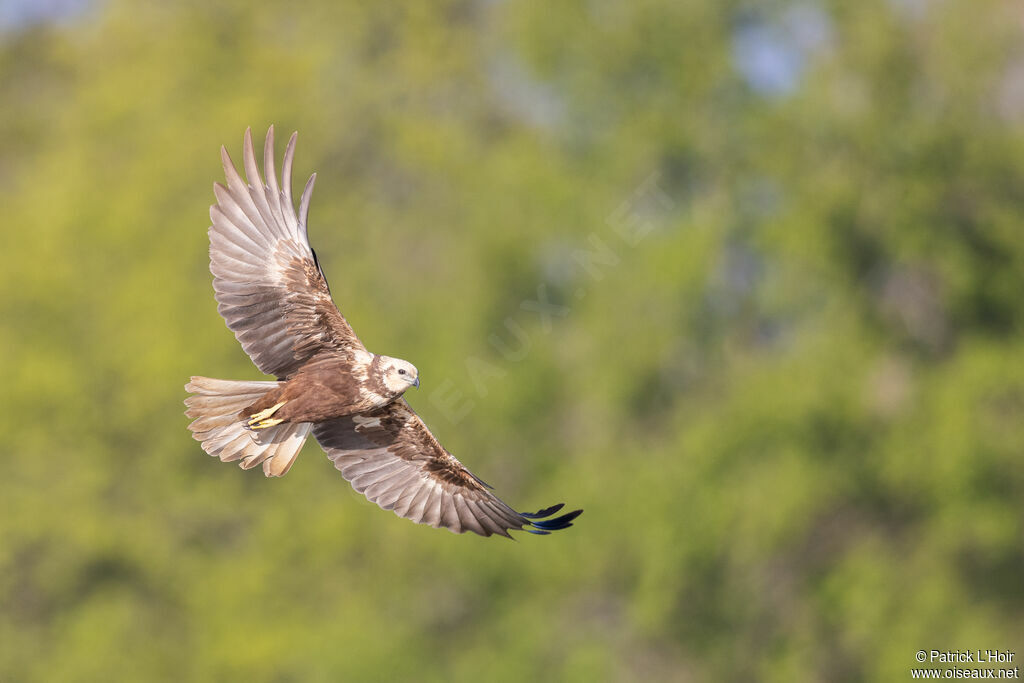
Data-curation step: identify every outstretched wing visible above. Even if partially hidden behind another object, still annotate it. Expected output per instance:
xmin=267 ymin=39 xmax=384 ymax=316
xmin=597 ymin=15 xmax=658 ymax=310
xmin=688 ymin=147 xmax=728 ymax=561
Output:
xmin=209 ymin=126 xmax=365 ymax=379
xmin=313 ymin=399 xmax=582 ymax=537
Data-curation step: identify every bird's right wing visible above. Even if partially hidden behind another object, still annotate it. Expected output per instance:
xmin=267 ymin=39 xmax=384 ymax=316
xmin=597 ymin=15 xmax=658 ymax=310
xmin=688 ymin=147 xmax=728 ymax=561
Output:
xmin=313 ymin=399 xmax=583 ymax=537
xmin=208 ymin=126 xmax=365 ymax=379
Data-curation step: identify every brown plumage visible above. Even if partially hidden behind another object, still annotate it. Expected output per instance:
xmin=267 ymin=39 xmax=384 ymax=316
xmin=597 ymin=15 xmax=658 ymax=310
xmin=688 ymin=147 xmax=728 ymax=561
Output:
xmin=184 ymin=126 xmax=582 ymax=537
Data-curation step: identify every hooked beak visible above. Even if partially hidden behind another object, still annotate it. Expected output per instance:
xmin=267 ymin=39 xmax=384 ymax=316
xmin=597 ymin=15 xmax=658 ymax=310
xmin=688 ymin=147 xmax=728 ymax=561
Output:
xmin=413 ymin=377 xmax=420 ymax=389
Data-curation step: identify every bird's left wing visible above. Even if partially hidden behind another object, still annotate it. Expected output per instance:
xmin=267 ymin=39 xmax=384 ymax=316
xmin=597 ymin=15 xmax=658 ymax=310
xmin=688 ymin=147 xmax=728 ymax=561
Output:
xmin=313 ymin=399 xmax=582 ymax=537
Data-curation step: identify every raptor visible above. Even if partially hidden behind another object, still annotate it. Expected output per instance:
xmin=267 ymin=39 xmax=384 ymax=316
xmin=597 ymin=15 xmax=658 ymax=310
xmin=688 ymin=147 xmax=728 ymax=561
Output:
xmin=185 ymin=127 xmax=582 ymax=537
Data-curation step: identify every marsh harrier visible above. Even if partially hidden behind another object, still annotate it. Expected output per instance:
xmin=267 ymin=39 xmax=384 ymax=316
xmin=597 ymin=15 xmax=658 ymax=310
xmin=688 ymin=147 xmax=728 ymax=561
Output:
xmin=185 ymin=127 xmax=582 ymax=538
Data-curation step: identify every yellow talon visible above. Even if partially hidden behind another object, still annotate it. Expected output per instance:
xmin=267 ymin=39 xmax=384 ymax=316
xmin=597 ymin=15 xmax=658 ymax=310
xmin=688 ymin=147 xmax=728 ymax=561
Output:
xmin=246 ymin=402 xmax=286 ymax=429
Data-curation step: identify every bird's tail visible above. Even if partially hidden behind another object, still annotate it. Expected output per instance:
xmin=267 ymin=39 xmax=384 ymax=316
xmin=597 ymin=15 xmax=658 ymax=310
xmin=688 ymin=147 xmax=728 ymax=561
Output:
xmin=184 ymin=376 xmax=311 ymax=477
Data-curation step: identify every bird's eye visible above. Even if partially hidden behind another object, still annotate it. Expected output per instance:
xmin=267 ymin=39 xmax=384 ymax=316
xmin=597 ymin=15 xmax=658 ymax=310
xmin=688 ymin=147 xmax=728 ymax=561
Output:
xmin=398 ymin=368 xmax=406 ymax=375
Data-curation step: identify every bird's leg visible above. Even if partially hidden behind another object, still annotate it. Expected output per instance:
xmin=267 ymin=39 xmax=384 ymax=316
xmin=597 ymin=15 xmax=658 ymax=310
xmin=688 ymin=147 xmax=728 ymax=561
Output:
xmin=246 ymin=401 xmax=287 ymax=430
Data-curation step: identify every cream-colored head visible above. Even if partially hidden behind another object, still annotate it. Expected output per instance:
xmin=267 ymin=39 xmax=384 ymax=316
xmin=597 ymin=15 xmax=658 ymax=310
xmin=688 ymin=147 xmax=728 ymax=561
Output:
xmin=379 ymin=356 xmax=420 ymax=395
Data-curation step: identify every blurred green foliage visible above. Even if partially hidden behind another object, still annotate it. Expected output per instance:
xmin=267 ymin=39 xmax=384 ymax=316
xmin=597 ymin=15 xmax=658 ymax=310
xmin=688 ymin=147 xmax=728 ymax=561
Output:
xmin=2 ymin=0 xmax=1023 ymax=680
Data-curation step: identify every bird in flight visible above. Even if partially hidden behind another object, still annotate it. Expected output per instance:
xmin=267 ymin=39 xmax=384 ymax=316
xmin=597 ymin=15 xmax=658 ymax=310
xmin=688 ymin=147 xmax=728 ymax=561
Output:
xmin=185 ymin=126 xmax=582 ymax=537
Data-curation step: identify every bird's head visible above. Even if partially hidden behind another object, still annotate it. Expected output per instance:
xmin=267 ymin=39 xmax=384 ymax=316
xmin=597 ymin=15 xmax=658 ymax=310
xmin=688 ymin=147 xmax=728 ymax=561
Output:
xmin=379 ymin=356 xmax=420 ymax=395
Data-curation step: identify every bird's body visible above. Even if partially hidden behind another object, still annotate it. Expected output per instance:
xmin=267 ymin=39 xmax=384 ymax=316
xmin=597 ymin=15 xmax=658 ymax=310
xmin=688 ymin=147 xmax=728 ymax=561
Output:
xmin=240 ymin=351 xmax=415 ymax=425
xmin=185 ymin=126 xmax=581 ymax=537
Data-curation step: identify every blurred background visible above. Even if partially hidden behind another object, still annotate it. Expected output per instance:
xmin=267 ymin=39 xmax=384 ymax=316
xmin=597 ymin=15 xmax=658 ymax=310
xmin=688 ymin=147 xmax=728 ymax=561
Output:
xmin=2 ymin=0 xmax=1023 ymax=680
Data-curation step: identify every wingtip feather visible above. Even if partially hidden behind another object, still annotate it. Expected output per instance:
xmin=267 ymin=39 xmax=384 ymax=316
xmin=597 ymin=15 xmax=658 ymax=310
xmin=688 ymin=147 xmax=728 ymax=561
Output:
xmin=242 ymin=127 xmax=263 ymax=189
xmin=220 ymin=145 xmax=235 ymax=177
xmin=282 ymin=131 xmax=298 ymax=207
xmin=520 ymin=506 xmax=583 ymax=534
xmin=520 ymin=503 xmax=565 ymax=519
xmin=298 ymin=173 xmax=317 ymax=231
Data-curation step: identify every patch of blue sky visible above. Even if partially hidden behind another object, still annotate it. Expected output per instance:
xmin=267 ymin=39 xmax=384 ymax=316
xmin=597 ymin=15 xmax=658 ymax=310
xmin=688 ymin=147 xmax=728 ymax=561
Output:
xmin=732 ymin=3 xmax=833 ymax=98
xmin=0 ymin=0 xmax=93 ymax=33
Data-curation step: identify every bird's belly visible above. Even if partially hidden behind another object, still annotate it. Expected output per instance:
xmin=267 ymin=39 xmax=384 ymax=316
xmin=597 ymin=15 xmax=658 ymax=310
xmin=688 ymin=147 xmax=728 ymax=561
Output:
xmin=277 ymin=378 xmax=395 ymax=423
